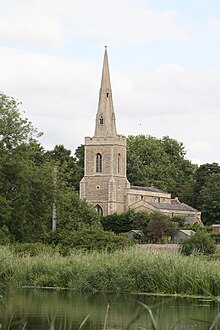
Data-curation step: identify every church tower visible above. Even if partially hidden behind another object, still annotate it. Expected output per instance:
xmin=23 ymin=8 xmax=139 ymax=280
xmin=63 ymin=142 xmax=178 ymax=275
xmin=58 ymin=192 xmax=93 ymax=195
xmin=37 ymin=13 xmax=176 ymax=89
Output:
xmin=80 ymin=47 xmax=130 ymax=215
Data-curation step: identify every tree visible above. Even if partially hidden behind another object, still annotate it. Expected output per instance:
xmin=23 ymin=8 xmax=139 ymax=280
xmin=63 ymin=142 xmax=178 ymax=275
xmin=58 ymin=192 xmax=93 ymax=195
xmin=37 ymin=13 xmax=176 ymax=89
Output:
xmin=56 ymin=186 xmax=99 ymax=232
xmin=127 ymin=135 xmax=196 ymax=203
xmin=101 ymin=210 xmax=134 ymax=234
xmin=0 ymin=92 xmax=39 ymax=150
xmin=74 ymin=144 xmax=84 ymax=170
xmin=0 ymin=92 xmax=53 ymax=241
xmin=146 ymin=212 xmax=178 ymax=243
xmin=0 ymin=145 xmax=54 ymax=241
xmin=194 ymin=163 xmax=220 ymax=193
xmin=198 ymin=173 xmax=220 ymax=225
xmin=181 ymin=231 xmax=216 ymax=255
xmin=191 ymin=163 xmax=220 ymax=225
xmin=45 ymin=145 xmax=83 ymax=192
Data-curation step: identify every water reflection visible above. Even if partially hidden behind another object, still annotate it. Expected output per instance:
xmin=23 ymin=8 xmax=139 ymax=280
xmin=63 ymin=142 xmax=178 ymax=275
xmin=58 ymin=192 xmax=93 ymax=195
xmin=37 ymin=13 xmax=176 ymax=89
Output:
xmin=0 ymin=287 xmax=219 ymax=329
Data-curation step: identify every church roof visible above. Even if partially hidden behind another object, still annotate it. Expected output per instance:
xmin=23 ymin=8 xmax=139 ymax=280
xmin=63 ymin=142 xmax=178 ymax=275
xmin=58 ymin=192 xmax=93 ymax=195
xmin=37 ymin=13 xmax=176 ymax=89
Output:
xmin=148 ymin=201 xmax=199 ymax=213
xmin=178 ymin=229 xmax=195 ymax=236
xmin=130 ymin=185 xmax=166 ymax=193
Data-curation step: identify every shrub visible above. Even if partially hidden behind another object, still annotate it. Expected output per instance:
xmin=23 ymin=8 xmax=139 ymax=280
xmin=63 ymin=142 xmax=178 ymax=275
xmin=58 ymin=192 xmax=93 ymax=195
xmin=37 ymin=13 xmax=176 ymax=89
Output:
xmin=181 ymin=231 xmax=216 ymax=255
xmin=100 ymin=210 xmax=134 ymax=233
xmin=0 ymin=226 xmax=11 ymax=245
xmin=212 ymin=232 xmax=220 ymax=244
xmin=11 ymin=242 xmax=56 ymax=256
xmin=51 ymin=226 xmax=132 ymax=254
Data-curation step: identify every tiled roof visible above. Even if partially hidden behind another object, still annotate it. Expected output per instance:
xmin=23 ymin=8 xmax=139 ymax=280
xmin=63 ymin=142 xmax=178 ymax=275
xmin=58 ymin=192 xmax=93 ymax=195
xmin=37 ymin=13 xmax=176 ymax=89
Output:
xmin=148 ymin=202 xmax=199 ymax=212
xmin=179 ymin=230 xmax=195 ymax=235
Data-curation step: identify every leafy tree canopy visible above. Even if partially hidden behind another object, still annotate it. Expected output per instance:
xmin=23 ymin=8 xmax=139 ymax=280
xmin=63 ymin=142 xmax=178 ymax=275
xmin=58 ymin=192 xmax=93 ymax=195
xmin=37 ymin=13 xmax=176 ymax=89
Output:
xmin=45 ymin=144 xmax=83 ymax=192
xmin=198 ymin=173 xmax=220 ymax=225
xmin=0 ymin=92 xmax=40 ymax=150
xmin=127 ymin=135 xmax=196 ymax=203
xmin=181 ymin=231 xmax=216 ymax=255
xmin=101 ymin=210 xmax=179 ymax=243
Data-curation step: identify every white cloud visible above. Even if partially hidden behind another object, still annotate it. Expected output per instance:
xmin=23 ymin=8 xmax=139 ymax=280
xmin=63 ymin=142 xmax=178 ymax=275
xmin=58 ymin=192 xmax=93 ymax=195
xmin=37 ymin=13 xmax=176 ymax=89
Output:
xmin=0 ymin=45 xmax=219 ymax=164
xmin=72 ymin=9 xmax=189 ymax=45
xmin=0 ymin=0 xmax=219 ymax=165
xmin=0 ymin=14 xmax=64 ymax=49
xmin=207 ymin=18 xmax=220 ymax=36
xmin=0 ymin=0 xmax=190 ymax=48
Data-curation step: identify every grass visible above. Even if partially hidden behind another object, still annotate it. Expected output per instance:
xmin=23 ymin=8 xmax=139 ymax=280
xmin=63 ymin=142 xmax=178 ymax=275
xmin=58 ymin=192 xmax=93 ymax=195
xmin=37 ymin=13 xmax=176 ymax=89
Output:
xmin=1 ymin=245 xmax=220 ymax=296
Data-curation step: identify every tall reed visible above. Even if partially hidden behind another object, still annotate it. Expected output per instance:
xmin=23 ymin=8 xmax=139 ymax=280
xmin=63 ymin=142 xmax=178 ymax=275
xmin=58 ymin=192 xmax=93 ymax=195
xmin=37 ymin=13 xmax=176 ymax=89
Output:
xmin=0 ymin=246 xmax=220 ymax=296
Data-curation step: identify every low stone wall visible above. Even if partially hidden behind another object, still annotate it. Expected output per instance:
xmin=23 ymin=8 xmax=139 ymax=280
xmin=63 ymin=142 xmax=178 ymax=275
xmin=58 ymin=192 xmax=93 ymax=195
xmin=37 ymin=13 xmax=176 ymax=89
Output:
xmin=138 ymin=244 xmax=180 ymax=252
xmin=139 ymin=244 xmax=220 ymax=253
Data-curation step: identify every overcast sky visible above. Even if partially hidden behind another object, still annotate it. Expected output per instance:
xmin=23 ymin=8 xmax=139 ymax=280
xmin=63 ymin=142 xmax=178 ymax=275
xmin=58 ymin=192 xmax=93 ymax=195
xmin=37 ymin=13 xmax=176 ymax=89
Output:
xmin=0 ymin=0 xmax=220 ymax=165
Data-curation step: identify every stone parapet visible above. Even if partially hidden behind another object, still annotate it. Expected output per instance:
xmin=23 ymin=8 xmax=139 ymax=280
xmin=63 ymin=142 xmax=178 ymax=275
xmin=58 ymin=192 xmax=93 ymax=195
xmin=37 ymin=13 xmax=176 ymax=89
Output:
xmin=85 ymin=136 xmax=126 ymax=146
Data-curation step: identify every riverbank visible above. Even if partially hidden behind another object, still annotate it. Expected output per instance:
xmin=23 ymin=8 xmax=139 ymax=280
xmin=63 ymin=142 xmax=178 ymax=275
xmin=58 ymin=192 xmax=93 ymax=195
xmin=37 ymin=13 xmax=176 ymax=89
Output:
xmin=1 ymin=245 xmax=220 ymax=296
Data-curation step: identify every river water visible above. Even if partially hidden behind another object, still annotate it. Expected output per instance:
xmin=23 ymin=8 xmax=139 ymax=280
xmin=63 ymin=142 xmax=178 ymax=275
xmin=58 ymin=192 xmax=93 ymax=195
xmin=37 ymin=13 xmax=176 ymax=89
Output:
xmin=0 ymin=287 xmax=219 ymax=329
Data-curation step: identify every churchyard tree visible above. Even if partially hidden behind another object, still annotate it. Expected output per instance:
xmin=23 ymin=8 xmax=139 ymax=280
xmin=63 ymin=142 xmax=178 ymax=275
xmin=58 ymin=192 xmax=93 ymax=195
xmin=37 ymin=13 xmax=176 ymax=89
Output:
xmin=126 ymin=135 xmax=196 ymax=204
xmin=192 ymin=163 xmax=220 ymax=225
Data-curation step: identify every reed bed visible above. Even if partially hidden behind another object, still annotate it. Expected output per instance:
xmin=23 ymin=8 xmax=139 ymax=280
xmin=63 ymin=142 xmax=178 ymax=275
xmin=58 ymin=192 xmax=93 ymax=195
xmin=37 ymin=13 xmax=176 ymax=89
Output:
xmin=0 ymin=245 xmax=220 ymax=296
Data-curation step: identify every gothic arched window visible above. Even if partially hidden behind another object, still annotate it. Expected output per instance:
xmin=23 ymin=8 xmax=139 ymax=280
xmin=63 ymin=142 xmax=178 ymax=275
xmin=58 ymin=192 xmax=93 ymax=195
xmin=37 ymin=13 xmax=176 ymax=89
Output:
xmin=96 ymin=204 xmax=103 ymax=216
xmin=117 ymin=153 xmax=121 ymax=173
xmin=99 ymin=116 xmax=103 ymax=125
xmin=96 ymin=153 xmax=102 ymax=173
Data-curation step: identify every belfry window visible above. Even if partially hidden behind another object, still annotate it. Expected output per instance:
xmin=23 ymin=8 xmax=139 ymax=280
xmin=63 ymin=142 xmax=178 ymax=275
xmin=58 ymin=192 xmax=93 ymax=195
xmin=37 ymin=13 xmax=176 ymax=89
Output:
xmin=117 ymin=153 xmax=121 ymax=173
xmin=106 ymin=93 xmax=109 ymax=98
xmin=99 ymin=116 xmax=103 ymax=125
xmin=96 ymin=153 xmax=102 ymax=172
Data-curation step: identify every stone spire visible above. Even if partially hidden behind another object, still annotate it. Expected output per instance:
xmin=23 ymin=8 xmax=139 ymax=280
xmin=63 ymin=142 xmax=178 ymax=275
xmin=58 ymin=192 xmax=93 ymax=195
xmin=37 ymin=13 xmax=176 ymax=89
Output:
xmin=94 ymin=46 xmax=117 ymax=137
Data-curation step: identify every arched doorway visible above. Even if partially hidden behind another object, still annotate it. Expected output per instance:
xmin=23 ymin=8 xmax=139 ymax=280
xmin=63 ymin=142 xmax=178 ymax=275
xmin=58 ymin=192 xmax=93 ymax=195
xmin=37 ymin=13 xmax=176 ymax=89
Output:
xmin=96 ymin=204 xmax=103 ymax=216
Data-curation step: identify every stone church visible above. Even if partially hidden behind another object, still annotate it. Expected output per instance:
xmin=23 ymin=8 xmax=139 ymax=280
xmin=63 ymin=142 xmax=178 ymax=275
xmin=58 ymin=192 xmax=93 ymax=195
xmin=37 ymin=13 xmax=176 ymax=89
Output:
xmin=80 ymin=48 xmax=202 ymax=225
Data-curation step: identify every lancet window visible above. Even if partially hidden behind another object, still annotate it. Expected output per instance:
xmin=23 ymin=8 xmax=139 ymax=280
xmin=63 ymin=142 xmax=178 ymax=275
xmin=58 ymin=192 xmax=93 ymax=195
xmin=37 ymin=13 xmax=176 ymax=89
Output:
xmin=117 ymin=153 xmax=121 ymax=173
xmin=96 ymin=153 xmax=102 ymax=173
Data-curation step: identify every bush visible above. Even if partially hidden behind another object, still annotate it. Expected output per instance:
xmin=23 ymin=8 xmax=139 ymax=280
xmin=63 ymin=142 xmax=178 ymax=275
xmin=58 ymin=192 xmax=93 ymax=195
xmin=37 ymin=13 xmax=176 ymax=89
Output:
xmin=100 ymin=210 xmax=134 ymax=233
xmin=0 ymin=226 xmax=11 ymax=245
xmin=212 ymin=232 xmax=220 ymax=244
xmin=51 ymin=226 xmax=132 ymax=254
xmin=181 ymin=231 xmax=216 ymax=255
xmin=11 ymin=242 xmax=56 ymax=256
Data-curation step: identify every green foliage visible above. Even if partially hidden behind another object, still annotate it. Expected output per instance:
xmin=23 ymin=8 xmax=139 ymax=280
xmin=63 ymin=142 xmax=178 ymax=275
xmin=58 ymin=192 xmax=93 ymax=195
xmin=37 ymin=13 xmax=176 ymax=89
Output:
xmin=45 ymin=144 xmax=83 ymax=192
xmin=101 ymin=210 xmax=179 ymax=243
xmin=100 ymin=210 xmax=134 ymax=233
xmin=0 ymin=92 xmax=97 ymax=244
xmin=74 ymin=144 xmax=84 ymax=169
xmin=0 ymin=93 xmax=54 ymax=242
xmin=146 ymin=212 xmax=179 ymax=243
xmin=0 ymin=149 xmax=54 ymax=242
xmin=50 ymin=226 xmax=131 ymax=253
xmin=193 ymin=163 xmax=220 ymax=197
xmin=0 ymin=92 xmax=39 ymax=150
xmin=0 ymin=225 xmax=11 ymax=245
xmin=181 ymin=231 xmax=216 ymax=255
xmin=212 ymin=233 xmax=220 ymax=244
xmin=171 ymin=215 xmax=186 ymax=227
xmin=199 ymin=173 xmax=220 ymax=225
xmin=11 ymin=242 xmax=55 ymax=256
xmin=126 ymin=135 xmax=196 ymax=203
xmin=1 ymin=245 xmax=220 ymax=296
xmin=192 ymin=163 xmax=220 ymax=225
xmin=56 ymin=187 xmax=99 ymax=231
